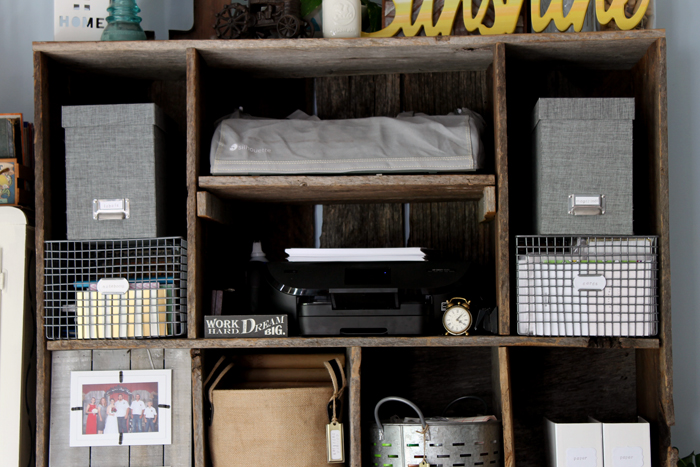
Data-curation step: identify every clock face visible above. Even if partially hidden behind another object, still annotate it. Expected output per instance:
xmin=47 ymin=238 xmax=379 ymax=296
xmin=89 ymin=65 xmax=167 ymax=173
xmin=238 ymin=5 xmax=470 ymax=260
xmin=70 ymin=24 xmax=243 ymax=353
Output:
xmin=443 ymin=306 xmax=472 ymax=335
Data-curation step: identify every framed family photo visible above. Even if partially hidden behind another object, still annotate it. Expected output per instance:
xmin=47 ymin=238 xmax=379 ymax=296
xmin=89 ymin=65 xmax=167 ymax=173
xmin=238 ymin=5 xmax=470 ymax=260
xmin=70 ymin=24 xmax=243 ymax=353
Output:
xmin=69 ymin=369 xmax=172 ymax=447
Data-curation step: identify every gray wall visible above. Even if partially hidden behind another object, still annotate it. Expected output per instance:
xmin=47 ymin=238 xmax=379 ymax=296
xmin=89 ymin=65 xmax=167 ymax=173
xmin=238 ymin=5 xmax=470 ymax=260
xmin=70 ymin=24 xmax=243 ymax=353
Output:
xmin=656 ymin=1 xmax=700 ymax=456
xmin=1 ymin=0 xmax=697 ymax=456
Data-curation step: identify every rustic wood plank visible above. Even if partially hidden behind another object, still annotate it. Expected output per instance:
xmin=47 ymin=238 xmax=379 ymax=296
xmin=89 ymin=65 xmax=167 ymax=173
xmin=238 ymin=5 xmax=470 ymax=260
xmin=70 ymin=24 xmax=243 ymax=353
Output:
xmin=46 ymin=336 xmax=662 ymax=350
xmin=492 ymin=43 xmax=510 ymax=336
xmin=321 ymin=203 xmax=404 ymax=248
xmin=632 ymin=37 xmax=673 ymax=467
xmin=315 ymin=74 xmax=404 ymax=250
xmin=479 ymin=185 xmax=496 ymax=223
xmin=200 ymin=174 xmax=494 ymax=203
xmin=164 ymin=349 xmax=193 ymax=467
xmin=409 ymin=201 xmax=493 ymax=265
xmin=90 ymin=350 xmax=131 ymax=467
xmin=348 ymin=347 xmax=361 ymax=467
xmin=34 ymin=50 xmax=52 ymax=467
xmin=191 ymin=350 xmax=206 ymax=467
xmin=492 ymin=347 xmax=514 ymax=467
xmin=49 ymin=351 xmax=92 ymax=467
xmin=34 ymin=31 xmax=665 ymax=81
xmin=196 ymin=191 xmax=233 ymax=224
xmin=187 ymin=48 xmax=203 ymax=339
xmin=129 ymin=349 xmax=165 ymax=467
xmin=361 ymin=347 xmax=494 ymax=424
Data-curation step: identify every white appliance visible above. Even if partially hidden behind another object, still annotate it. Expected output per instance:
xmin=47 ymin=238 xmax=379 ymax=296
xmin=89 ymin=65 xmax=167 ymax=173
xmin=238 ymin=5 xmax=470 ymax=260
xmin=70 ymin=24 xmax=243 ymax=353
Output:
xmin=0 ymin=207 xmax=35 ymax=467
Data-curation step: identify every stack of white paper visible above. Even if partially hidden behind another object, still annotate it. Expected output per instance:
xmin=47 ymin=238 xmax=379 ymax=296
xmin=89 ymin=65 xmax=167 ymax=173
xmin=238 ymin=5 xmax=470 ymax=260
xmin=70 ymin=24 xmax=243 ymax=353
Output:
xmin=285 ymin=248 xmax=426 ymax=262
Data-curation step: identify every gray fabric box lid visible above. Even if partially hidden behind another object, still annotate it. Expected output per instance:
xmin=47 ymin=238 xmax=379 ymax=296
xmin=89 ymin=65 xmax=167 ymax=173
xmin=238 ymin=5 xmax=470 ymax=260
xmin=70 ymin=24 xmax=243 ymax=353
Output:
xmin=62 ymin=103 xmax=166 ymax=130
xmin=532 ymin=98 xmax=635 ymax=128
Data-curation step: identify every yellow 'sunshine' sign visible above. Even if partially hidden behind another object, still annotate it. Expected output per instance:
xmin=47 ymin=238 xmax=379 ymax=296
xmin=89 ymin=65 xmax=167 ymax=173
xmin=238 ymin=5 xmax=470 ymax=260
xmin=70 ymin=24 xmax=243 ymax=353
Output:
xmin=362 ymin=0 xmax=650 ymax=37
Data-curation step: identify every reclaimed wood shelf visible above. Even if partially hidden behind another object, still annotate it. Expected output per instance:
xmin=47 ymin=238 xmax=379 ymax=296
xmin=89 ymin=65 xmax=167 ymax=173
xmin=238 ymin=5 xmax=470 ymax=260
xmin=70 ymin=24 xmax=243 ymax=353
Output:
xmin=33 ymin=30 xmax=673 ymax=467
xmin=199 ymin=174 xmax=496 ymax=203
xmin=46 ymin=336 xmax=661 ymax=351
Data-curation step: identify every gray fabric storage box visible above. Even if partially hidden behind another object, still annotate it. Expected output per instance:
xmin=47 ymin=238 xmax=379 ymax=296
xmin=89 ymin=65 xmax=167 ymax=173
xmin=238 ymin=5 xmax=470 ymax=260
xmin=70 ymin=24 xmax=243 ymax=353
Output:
xmin=63 ymin=104 xmax=167 ymax=239
xmin=532 ymin=98 xmax=635 ymax=235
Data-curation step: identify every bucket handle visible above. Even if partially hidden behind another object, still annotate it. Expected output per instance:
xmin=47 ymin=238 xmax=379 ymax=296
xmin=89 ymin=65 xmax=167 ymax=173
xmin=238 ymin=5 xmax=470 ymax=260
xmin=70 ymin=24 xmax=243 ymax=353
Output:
xmin=374 ymin=396 xmax=427 ymax=441
xmin=441 ymin=396 xmax=489 ymax=417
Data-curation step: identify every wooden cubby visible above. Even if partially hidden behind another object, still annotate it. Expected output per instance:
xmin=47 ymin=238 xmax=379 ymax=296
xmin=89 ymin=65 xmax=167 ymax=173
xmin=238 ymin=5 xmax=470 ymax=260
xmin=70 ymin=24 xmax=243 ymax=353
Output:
xmin=34 ymin=30 xmax=672 ymax=467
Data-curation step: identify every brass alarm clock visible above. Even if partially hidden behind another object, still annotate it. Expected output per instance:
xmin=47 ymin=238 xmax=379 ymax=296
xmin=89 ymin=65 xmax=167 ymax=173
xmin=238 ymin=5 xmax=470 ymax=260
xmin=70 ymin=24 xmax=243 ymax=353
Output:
xmin=442 ymin=297 xmax=472 ymax=336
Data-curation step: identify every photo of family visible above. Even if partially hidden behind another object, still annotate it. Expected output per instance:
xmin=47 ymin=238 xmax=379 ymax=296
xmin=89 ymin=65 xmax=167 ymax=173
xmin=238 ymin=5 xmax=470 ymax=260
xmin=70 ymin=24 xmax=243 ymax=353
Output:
xmin=70 ymin=369 xmax=171 ymax=447
xmin=81 ymin=383 xmax=160 ymax=435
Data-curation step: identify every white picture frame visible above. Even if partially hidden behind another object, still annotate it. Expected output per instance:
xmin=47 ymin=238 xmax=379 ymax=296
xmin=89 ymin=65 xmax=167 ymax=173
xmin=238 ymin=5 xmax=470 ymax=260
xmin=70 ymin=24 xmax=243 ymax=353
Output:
xmin=69 ymin=369 xmax=172 ymax=447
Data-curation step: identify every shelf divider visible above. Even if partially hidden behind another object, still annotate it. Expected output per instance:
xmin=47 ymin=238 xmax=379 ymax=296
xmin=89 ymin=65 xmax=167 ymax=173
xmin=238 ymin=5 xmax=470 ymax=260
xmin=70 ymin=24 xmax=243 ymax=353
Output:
xmin=348 ymin=347 xmax=362 ymax=467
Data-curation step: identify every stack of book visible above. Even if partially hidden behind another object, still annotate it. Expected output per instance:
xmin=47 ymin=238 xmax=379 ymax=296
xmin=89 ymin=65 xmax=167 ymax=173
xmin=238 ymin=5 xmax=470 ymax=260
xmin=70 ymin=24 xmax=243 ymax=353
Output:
xmin=0 ymin=113 xmax=33 ymax=207
xmin=74 ymin=282 xmax=176 ymax=339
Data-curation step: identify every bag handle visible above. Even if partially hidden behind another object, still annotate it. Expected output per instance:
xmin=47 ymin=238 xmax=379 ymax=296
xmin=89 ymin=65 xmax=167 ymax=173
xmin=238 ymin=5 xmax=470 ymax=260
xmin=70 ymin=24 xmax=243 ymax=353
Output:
xmin=203 ymin=355 xmax=227 ymax=389
xmin=441 ymin=396 xmax=489 ymax=417
xmin=324 ymin=358 xmax=346 ymax=423
xmin=207 ymin=360 xmax=235 ymax=425
xmin=374 ymin=396 xmax=427 ymax=440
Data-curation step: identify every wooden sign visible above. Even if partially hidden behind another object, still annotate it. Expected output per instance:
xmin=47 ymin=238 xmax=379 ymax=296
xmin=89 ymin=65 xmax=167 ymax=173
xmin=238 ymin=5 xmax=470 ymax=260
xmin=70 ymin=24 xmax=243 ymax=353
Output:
xmin=363 ymin=0 xmax=649 ymax=37
xmin=204 ymin=315 xmax=288 ymax=338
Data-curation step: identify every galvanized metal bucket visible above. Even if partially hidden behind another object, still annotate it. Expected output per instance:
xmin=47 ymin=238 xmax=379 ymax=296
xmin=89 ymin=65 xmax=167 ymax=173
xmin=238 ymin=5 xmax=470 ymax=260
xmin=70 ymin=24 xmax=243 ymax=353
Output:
xmin=369 ymin=397 xmax=502 ymax=467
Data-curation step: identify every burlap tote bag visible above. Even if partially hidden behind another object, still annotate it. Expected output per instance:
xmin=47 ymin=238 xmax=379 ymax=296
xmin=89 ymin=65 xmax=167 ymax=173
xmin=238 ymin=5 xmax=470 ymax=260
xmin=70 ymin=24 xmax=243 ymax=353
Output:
xmin=207 ymin=357 xmax=345 ymax=467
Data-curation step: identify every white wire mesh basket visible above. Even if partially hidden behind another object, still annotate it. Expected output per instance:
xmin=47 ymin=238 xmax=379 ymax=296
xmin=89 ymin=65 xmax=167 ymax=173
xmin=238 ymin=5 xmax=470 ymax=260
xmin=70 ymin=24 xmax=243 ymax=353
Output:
xmin=43 ymin=237 xmax=187 ymax=340
xmin=516 ymin=235 xmax=658 ymax=337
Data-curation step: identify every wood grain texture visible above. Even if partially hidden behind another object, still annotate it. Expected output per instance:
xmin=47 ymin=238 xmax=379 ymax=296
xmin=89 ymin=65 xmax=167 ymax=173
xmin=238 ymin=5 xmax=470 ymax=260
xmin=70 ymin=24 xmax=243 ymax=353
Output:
xmin=129 ymin=349 xmax=165 ymax=467
xmin=191 ymin=350 xmax=206 ymax=467
xmin=46 ymin=336 xmax=661 ymax=350
xmin=631 ymin=38 xmax=673 ymax=467
xmin=510 ymin=348 xmax=637 ymax=467
xmin=361 ymin=347 xmax=494 ymax=432
xmin=34 ymin=50 xmax=52 ymax=467
xmin=90 ymin=350 xmax=130 ymax=467
xmin=49 ymin=351 xmax=92 ymax=467
xmin=492 ymin=43 xmax=510 ymax=336
xmin=33 ymin=31 xmax=665 ymax=80
xmin=492 ymin=347 xmax=514 ymax=467
xmin=187 ymin=48 xmax=203 ymax=339
xmin=321 ymin=203 xmax=404 ymax=248
xmin=409 ymin=201 xmax=493 ymax=266
xmin=200 ymin=174 xmax=495 ymax=203
xmin=479 ymin=185 xmax=497 ymax=223
xmin=316 ymin=74 xmax=404 ymax=251
xmin=164 ymin=349 xmax=193 ymax=467
xmin=196 ymin=191 xmax=233 ymax=224
xmin=348 ymin=347 xmax=362 ymax=467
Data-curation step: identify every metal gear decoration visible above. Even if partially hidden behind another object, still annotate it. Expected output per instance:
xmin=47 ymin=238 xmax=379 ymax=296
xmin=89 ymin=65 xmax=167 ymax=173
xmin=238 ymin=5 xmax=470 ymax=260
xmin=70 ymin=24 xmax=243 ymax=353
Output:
xmin=214 ymin=4 xmax=252 ymax=39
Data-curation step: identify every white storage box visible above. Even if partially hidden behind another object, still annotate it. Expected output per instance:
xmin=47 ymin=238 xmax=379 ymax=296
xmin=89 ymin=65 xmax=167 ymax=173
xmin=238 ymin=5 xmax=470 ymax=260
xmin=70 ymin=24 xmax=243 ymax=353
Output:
xmin=593 ymin=417 xmax=651 ymax=467
xmin=516 ymin=236 xmax=658 ymax=337
xmin=545 ymin=418 xmax=603 ymax=467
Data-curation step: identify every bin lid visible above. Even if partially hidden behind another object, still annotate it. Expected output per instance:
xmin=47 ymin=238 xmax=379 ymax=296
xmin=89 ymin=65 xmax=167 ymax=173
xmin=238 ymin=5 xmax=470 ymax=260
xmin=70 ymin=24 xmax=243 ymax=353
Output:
xmin=532 ymin=98 xmax=635 ymax=129
xmin=62 ymin=103 xmax=166 ymax=130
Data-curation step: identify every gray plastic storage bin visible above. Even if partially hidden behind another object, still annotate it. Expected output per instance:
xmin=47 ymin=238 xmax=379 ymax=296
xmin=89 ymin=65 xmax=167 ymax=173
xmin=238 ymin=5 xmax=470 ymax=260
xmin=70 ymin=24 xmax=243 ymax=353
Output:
xmin=532 ymin=98 xmax=634 ymax=235
xmin=63 ymin=103 xmax=167 ymax=240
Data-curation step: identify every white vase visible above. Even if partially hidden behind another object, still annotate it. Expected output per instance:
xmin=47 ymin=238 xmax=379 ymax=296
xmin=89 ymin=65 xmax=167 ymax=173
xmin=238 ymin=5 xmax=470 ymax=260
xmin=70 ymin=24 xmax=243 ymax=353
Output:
xmin=322 ymin=0 xmax=361 ymax=38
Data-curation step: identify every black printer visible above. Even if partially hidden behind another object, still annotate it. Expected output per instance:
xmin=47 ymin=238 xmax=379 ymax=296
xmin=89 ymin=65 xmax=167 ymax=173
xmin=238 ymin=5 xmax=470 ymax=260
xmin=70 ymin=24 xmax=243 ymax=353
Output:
xmin=260 ymin=260 xmax=481 ymax=336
